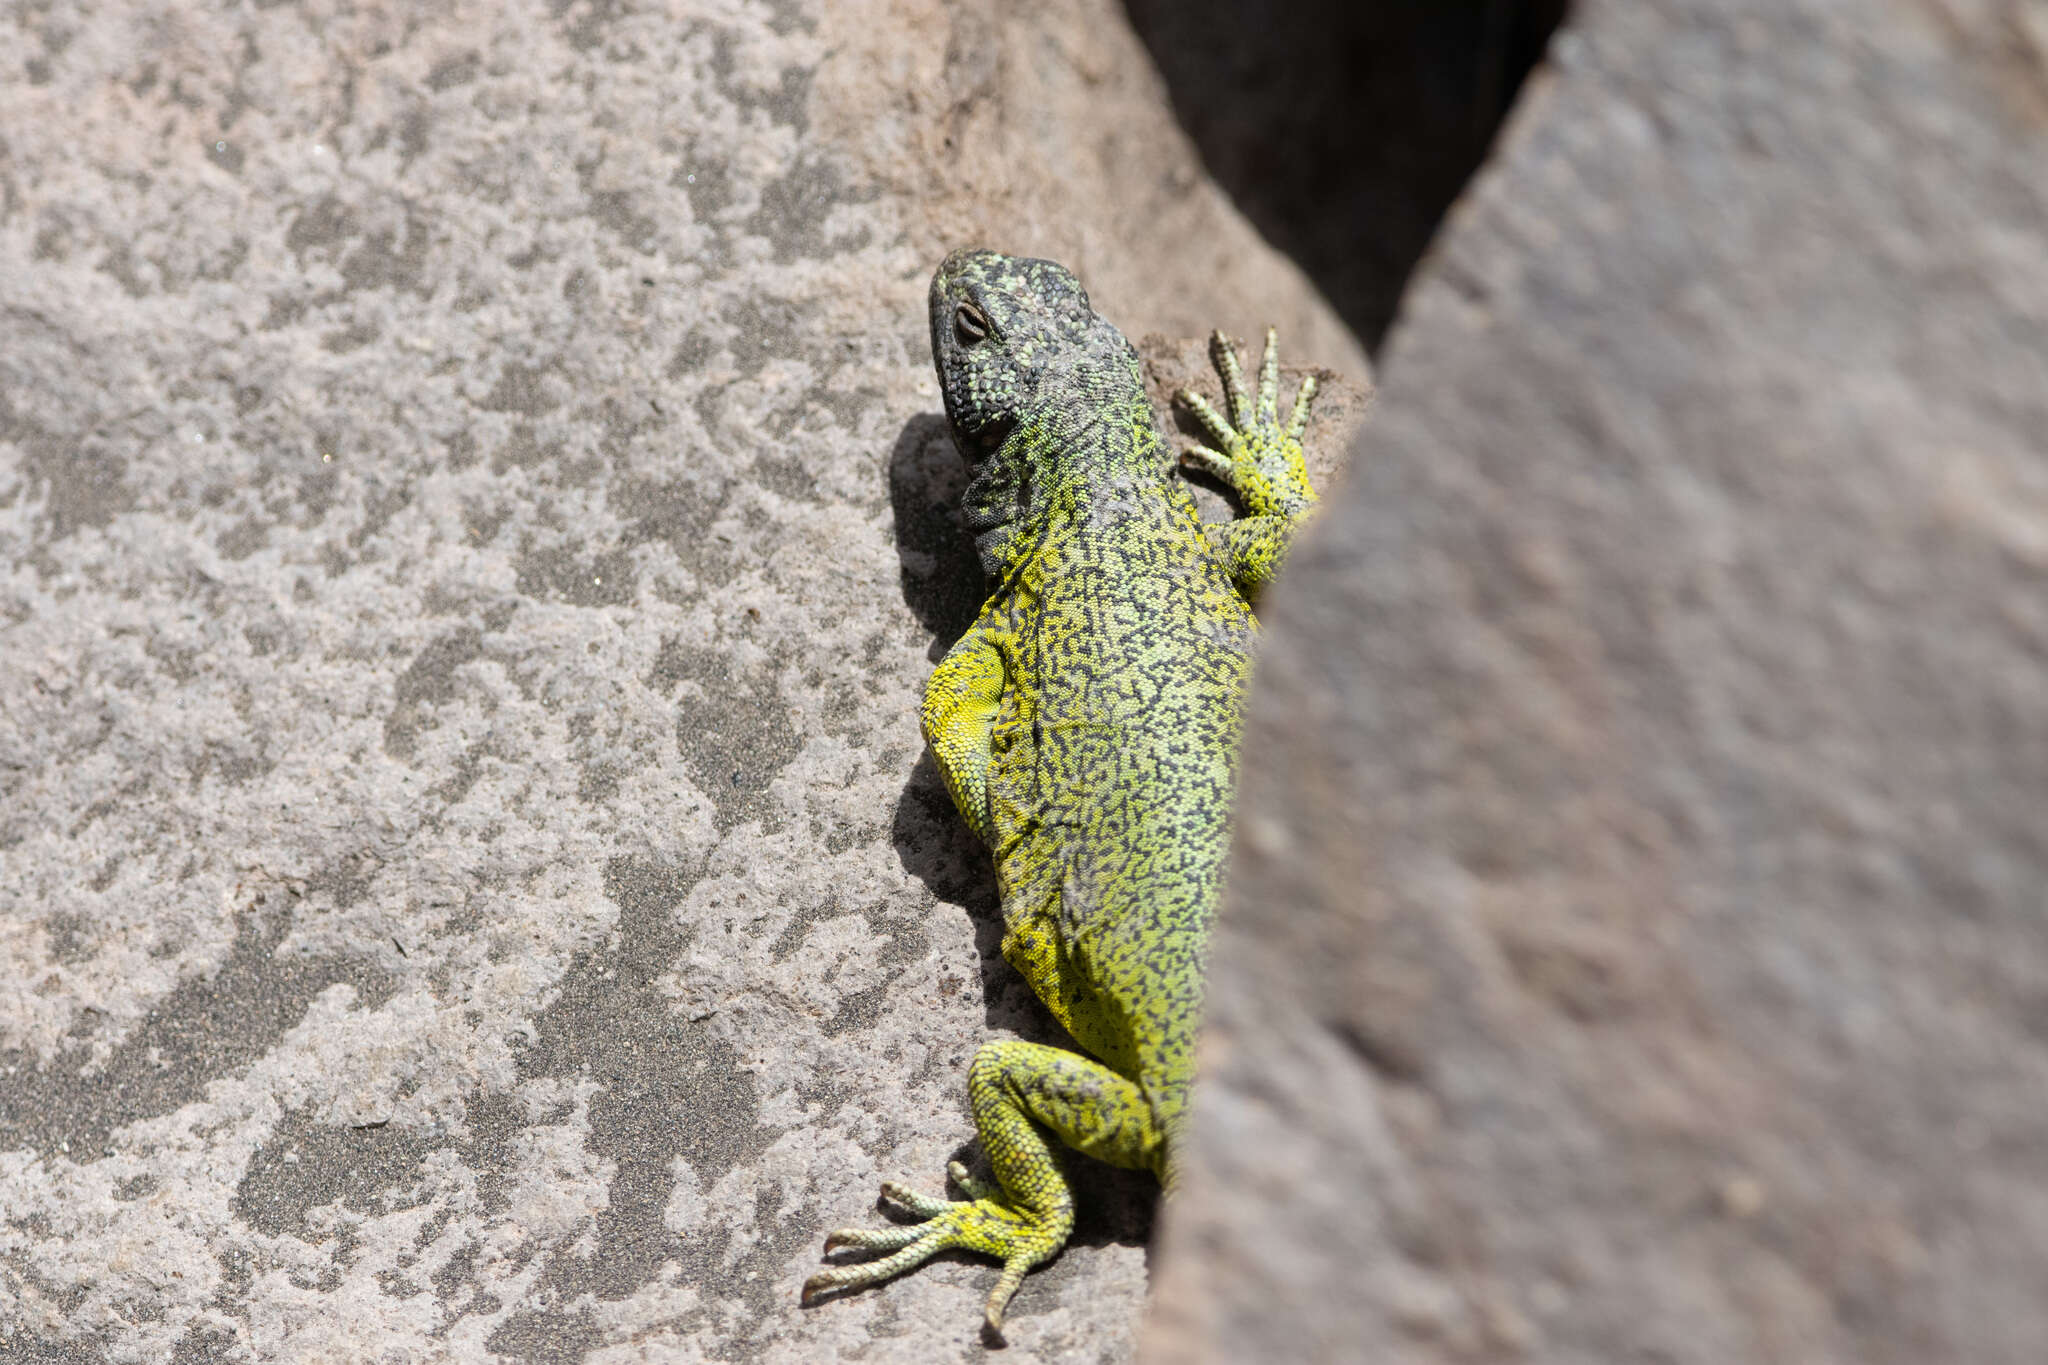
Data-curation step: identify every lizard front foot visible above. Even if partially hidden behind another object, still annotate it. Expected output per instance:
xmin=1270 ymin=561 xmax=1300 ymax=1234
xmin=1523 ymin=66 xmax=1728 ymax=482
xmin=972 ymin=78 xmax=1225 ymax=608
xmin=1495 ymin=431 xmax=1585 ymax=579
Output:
xmin=801 ymin=1160 xmax=1072 ymax=1338
xmin=1175 ymin=327 xmax=1320 ymax=517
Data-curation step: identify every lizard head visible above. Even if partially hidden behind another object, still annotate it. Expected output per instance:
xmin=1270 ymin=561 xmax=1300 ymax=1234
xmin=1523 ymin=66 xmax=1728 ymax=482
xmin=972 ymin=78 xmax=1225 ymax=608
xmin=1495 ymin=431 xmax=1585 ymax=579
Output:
xmin=928 ymin=248 xmax=1136 ymax=464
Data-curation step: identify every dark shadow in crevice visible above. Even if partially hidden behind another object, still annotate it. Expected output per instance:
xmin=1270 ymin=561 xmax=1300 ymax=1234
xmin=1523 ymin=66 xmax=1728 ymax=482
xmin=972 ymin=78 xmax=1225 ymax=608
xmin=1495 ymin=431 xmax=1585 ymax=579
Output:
xmin=1124 ymin=0 xmax=1570 ymax=356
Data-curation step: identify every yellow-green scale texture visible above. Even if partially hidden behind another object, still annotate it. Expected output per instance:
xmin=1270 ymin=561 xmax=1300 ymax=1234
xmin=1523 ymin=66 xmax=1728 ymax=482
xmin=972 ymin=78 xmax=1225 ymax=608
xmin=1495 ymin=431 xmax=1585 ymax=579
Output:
xmin=804 ymin=249 xmax=1320 ymax=1336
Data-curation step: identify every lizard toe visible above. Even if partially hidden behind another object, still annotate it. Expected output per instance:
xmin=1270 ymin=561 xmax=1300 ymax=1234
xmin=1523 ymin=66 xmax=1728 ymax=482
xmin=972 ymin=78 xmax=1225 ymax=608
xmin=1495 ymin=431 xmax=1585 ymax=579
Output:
xmin=803 ymin=1185 xmax=1069 ymax=1315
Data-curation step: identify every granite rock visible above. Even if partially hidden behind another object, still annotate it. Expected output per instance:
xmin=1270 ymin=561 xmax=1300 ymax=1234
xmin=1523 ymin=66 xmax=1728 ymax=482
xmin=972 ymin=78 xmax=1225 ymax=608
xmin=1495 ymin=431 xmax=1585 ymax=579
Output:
xmin=0 ymin=2 xmax=1360 ymax=1361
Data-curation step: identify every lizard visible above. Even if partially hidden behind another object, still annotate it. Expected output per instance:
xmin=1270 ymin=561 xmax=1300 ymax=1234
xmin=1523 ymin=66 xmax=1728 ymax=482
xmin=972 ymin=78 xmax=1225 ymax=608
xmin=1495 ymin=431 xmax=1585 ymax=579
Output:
xmin=802 ymin=248 xmax=1323 ymax=1337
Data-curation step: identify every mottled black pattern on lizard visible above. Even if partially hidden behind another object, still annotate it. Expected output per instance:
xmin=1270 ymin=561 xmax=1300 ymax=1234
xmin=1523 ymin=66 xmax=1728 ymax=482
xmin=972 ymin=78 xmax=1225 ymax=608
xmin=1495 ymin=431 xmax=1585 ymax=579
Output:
xmin=804 ymin=250 xmax=1321 ymax=1335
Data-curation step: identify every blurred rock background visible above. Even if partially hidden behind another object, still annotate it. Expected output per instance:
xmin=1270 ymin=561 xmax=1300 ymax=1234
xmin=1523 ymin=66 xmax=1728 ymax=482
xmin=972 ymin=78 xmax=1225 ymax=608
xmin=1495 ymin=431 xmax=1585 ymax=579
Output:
xmin=1148 ymin=2 xmax=2048 ymax=1363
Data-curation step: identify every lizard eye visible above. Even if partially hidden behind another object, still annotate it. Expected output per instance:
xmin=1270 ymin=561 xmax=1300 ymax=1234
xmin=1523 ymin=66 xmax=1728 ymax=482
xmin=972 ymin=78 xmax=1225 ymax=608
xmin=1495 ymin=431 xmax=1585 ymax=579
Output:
xmin=954 ymin=302 xmax=990 ymax=346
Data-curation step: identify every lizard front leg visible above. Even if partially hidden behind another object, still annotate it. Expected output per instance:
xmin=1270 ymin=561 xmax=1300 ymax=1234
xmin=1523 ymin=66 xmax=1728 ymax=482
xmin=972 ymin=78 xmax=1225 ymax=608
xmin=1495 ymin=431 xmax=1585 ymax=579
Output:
xmin=1176 ymin=327 xmax=1322 ymax=595
xmin=919 ymin=622 xmax=1008 ymax=846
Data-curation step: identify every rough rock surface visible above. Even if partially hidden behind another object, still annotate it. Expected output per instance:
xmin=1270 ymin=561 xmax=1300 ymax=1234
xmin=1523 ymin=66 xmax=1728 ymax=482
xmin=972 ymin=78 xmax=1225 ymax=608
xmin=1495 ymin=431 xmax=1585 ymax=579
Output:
xmin=0 ymin=2 xmax=1363 ymax=1362
xmin=1147 ymin=0 xmax=2048 ymax=1361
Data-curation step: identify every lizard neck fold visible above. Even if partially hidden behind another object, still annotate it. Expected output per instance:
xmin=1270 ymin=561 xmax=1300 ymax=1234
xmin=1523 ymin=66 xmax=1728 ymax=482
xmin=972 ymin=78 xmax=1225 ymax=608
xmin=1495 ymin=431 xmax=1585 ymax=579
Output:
xmin=961 ymin=391 xmax=1171 ymax=581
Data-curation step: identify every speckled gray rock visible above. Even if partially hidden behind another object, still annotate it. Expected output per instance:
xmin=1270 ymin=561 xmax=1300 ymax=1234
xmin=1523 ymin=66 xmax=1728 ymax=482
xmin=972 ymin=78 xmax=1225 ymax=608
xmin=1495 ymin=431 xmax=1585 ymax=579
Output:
xmin=0 ymin=2 xmax=1364 ymax=1362
xmin=1146 ymin=1 xmax=2048 ymax=1361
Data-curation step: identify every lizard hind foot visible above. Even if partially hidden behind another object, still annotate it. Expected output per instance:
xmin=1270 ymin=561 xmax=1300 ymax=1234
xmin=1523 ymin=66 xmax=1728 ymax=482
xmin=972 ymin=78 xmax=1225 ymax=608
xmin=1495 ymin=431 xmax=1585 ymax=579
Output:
xmin=800 ymin=1176 xmax=1069 ymax=1334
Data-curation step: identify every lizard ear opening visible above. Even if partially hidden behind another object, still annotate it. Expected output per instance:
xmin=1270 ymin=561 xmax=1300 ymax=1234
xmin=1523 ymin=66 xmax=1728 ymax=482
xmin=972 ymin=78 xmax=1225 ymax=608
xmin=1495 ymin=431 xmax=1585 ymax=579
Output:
xmin=954 ymin=302 xmax=990 ymax=346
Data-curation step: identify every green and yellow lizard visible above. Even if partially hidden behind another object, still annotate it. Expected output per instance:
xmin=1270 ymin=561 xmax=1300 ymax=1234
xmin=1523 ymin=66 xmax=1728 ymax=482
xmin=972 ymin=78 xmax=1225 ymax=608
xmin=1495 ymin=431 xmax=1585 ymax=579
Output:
xmin=803 ymin=249 xmax=1322 ymax=1335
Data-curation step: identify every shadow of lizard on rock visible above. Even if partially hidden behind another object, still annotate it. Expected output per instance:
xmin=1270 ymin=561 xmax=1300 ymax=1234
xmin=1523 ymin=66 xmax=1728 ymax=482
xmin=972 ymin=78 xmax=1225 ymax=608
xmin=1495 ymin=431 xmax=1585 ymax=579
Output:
xmin=882 ymin=414 xmax=1155 ymax=1270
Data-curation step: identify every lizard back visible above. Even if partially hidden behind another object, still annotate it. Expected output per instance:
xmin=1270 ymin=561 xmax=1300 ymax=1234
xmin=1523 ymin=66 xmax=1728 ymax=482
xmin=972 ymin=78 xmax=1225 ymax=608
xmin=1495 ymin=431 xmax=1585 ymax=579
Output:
xmin=928 ymin=250 xmax=1255 ymax=1113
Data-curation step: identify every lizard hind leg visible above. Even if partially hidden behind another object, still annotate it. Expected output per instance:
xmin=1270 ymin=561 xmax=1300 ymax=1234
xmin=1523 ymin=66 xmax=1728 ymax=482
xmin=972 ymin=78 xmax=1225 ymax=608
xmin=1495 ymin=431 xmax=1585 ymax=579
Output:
xmin=803 ymin=1039 xmax=1164 ymax=1337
